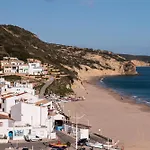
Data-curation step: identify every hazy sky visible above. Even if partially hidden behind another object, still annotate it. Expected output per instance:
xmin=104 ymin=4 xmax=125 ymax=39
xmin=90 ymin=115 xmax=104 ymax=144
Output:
xmin=1 ymin=0 xmax=150 ymax=55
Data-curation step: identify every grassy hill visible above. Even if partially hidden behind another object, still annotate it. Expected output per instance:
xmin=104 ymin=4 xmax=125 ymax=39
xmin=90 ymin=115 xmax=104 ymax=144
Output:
xmin=0 ymin=24 xmax=137 ymax=95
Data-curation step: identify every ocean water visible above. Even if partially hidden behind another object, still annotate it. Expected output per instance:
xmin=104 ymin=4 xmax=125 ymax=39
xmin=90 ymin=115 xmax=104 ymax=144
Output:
xmin=100 ymin=67 xmax=150 ymax=104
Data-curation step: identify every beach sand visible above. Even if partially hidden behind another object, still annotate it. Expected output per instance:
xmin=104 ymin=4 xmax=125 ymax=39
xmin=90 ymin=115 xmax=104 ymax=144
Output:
xmin=64 ymin=78 xmax=150 ymax=150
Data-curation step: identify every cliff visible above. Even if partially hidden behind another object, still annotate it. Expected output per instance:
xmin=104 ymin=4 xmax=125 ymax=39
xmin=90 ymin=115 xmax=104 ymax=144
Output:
xmin=0 ymin=24 xmax=137 ymax=95
xmin=131 ymin=60 xmax=150 ymax=67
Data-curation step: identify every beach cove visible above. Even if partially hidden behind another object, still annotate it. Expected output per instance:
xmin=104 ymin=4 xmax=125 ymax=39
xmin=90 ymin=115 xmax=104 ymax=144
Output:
xmin=64 ymin=77 xmax=150 ymax=150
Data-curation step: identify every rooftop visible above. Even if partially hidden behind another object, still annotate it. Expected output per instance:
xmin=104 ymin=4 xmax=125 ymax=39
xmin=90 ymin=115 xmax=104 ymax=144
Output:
xmin=0 ymin=114 xmax=13 ymax=120
xmin=35 ymin=99 xmax=49 ymax=106
xmin=2 ymin=92 xmax=27 ymax=99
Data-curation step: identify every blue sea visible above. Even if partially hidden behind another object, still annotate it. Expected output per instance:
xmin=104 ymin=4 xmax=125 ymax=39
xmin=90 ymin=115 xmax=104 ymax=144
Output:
xmin=100 ymin=67 xmax=150 ymax=104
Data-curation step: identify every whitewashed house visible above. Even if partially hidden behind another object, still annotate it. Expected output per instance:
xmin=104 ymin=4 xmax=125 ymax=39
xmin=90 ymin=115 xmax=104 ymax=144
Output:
xmin=0 ymin=57 xmax=24 ymax=74
xmin=1 ymin=92 xmax=39 ymax=114
xmin=0 ymin=79 xmax=35 ymax=96
xmin=0 ymin=57 xmax=47 ymax=76
xmin=5 ymin=82 xmax=35 ymax=95
xmin=3 ymin=65 xmax=12 ymax=74
xmin=27 ymin=59 xmax=43 ymax=75
xmin=11 ymin=102 xmax=47 ymax=127
xmin=1 ymin=94 xmax=17 ymax=113
xmin=0 ymin=112 xmax=49 ymax=140
xmin=18 ymin=65 xmax=29 ymax=74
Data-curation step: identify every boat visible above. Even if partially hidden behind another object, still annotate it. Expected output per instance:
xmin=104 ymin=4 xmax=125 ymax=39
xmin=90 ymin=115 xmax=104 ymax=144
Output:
xmin=49 ymin=141 xmax=68 ymax=149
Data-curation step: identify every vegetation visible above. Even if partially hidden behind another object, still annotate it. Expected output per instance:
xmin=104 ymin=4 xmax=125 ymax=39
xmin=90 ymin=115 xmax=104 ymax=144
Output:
xmin=119 ymin=54 xmax=150 ymax=62
xmin=45 ymin=76 xmax=73 ymax=96
xmin=3 ymin=75 xmax=21 ymax=81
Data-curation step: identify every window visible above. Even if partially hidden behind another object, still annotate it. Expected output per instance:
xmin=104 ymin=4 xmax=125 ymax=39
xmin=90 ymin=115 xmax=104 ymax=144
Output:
xmin=0 ymin=104 xmax=1 ymax=109
xmin=2 ymin=100 xmax=4 ymax=103
xmin=2 ymin=108 xmax=4 ymax=112
xmin=0 ymin=122 xmax=3 ymax=127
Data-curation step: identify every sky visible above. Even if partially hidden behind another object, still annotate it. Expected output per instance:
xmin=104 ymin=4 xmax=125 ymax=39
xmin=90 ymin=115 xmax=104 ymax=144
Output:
xmin=0 ymin=0 xmax=150 ymax=55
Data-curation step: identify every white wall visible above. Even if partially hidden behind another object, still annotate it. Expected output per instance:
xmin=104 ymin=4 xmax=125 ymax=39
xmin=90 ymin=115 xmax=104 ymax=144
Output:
xmin=31 ymin=127 xmax=48 ymax=138
xmin=8 ymin=126 xmax=31 ymax=140
xmin=19 ymin=66 xmax=29 ymax=74
xmin=28 ymin=62 xmax=40 ymax=68
xmin=14 ymin=83 xmax=33 ymax=89
xmin=0 ymin=119 xmax=14 ymax=137
xmin=11 ymin=102 xmax=47 ymax=127
xmin=28 ymin=62 xmax=43 ymax=75
xmin=16 ymin=93 xmax=38 ymax=103
xmin=2 ymin=93 xmax=39 ymax=114
xmin=64 ymin=124 xmax=89 ymax=140
xmin=6 ymin=87 xmax=35 ymax=95
xmin=4 ymin=68 xmax=11 ymax=74
xmin=53 ymin=114 xmax=65 ymax=120
xmin=0 ymin=123 xmax=8 ymax=137
xmin=2 ymin=97 xmax=16 ymax=113
xmin=45 ymin=117 xmax=54 ymax=133
xmin=11 ymin=103 xmax=22 ymax=121
xmin=79 ymin=129 xmax=89 ymax=140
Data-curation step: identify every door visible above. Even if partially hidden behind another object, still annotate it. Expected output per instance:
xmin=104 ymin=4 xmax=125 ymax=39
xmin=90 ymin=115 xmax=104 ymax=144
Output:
xmin=8 ymin=131 xmax=13 ymax=140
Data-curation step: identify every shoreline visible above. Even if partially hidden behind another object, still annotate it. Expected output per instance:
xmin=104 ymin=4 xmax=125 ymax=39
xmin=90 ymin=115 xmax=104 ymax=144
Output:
xmin=64 ymin=76 xmax=150 ymax=150
xmin=88 ymin=76 xmax=150 ymax=113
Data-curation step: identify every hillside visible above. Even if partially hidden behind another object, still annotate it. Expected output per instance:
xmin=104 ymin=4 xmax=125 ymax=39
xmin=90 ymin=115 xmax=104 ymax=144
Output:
xmin=0 ymin=24 xmax=137 ymax=95
xmin=119 ymin=54 xmax=150 ymax=66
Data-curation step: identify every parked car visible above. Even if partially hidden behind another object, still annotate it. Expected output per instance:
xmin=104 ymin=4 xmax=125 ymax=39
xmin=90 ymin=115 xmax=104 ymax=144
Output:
xmin=22 ymin=147 xmax=29 ymax=150
xmin=77 ymin=138 xmax=88 ymax=146
xmin=24 ymin=135 xmax=42 ymax=142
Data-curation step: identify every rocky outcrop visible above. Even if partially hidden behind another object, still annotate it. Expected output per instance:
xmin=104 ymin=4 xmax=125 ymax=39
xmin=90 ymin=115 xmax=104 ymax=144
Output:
xmin=121 ymin=61 xmax=137 ymax=75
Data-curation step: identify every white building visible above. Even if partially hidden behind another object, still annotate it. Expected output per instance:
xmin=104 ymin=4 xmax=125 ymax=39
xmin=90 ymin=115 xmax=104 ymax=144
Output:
xmin=0 ymin=113 xmax=14 ymax=138
xmin=0 ymin=57 xmax=24 ymax=74
xmin=27 ymin=59 xmax=43 ymax=75
xmin=0 ymin=112 xmax=55 ymax=141
xmin=0 ymin=78 xmax=35 ymax=95
xmin=11 ymin=102 xmax=48 ymax=127
xmin=6 ymin=82 xmax=35 ymax=95
xmin=28 ymin=65 xmax=43 ymax=75
xmin=3 ymin=66 xmax=12 ymax=74
xmin=0 ymin=112 xmax=49 ymax=140
xmin=1 ymin=94 xmax=17 ymax=113
xmin=1 ymin=92 xmax=39 ymax=114
xmin=18 ymin=65 xmax=29 ymax=74
xmin=0 ymin=57 xmax=45 ymax=76
xmin=64 ymin=122 xmax=90 ymax=140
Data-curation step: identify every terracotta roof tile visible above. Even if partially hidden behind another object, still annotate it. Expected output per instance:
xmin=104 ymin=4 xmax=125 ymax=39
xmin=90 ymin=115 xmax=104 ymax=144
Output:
xmin=2 ymin=92 xmax=27 ymax=99
xmin=0 ymin=114 xmax=13 ymax=120
xmin=35 ymin=99 xmax=49 ymax=106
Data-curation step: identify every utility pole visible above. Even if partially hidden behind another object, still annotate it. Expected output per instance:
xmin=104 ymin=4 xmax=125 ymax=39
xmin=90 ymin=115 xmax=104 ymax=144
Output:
xmin=73 ymin=113 xmax=85 ymax=150
xmin=75 ymin=113 xmax=78 ymax=150
xmin=49 ymin=117 xmax=51 ymax=139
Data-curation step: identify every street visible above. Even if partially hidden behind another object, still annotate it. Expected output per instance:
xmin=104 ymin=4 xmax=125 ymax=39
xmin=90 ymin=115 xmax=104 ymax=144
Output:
xmin=0 ymin=131 xmax=76 ymax=150
xmin=0 ymin=131 xmax=106 ymax=150
xmin=56 ymin=131 xmax=75 ymax=145
xmin=0 ymin=141 xmax=50 ymax=150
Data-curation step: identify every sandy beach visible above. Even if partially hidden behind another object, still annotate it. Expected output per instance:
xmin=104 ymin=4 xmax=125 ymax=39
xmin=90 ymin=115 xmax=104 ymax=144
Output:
xmin=64 ymin=78 xmax=150 ymax=150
